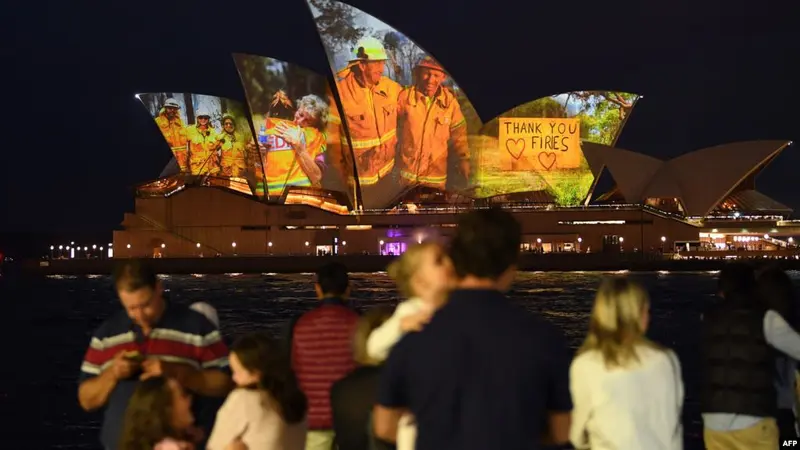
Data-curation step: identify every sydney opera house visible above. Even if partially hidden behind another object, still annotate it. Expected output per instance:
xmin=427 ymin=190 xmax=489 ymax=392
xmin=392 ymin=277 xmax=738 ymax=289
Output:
xmin=113 ymin=0 xmax=797 ymax=259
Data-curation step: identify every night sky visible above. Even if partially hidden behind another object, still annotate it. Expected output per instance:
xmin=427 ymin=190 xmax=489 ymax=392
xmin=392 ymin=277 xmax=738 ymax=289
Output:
xmin=3 ymin=0 xmax=797 ymax=235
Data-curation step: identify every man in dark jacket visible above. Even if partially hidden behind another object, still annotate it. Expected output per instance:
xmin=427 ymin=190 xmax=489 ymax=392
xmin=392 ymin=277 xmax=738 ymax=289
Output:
xmin=701 ymin=262 xmax=800 ymax=449
xmin=287 ymin=262 xmax=360 ymax=450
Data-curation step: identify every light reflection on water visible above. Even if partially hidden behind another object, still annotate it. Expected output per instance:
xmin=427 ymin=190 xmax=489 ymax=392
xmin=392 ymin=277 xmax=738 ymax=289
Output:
xmin=5 ymin=270 xmax=800 ymax=449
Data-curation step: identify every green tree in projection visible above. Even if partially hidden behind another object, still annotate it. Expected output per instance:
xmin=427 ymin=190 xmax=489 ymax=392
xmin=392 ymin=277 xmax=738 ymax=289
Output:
xmin=308 ymin=0 xmax=368 ymax=53
xmin=570 ymin=91 xmax=637 ymax=145
xmin=381 ymin=31 xmax=424 ymax=86
xmin=235 ymin=55 xmax=287 ymax=116
xmin=454 ymin=88 xmax=482 ymax=133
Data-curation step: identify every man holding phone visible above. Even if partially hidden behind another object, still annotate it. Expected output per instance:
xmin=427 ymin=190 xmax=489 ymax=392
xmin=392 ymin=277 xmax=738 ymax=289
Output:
xmin=78 ymin=260 xmax=233 ymax=450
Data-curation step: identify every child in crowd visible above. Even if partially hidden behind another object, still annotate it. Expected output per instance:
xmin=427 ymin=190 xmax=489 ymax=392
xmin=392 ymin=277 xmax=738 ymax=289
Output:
xmin=119 ymin=377 xmax=198 ymax=450
xmin=207 ymin=332 xmax=308 ymax=450
xmin=367 ymin=242 xmax=457 ymax=450
xmin=367 ymin=242 xmax=455 ymax=360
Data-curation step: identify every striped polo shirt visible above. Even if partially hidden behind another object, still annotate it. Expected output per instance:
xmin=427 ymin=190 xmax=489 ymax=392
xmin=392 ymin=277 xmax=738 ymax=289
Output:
xmin=78 ymin=301 xmax=229 ymax=449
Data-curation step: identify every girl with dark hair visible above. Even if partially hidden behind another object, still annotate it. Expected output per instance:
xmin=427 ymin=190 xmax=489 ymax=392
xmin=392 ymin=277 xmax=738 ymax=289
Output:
xmin=207 ymin=332 xmax=308 ymax=450
xmin=119 ymin=377 xmax=197 ymax=450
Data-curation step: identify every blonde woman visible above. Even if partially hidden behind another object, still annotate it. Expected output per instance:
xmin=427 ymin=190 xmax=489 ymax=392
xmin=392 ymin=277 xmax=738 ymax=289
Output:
xmin=570 ymin=278 xmax=684 ymax=450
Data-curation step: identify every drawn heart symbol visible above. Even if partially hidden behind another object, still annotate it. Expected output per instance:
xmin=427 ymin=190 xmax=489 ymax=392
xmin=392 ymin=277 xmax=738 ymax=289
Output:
xmin=505 ymin=138 xmax=525 ymax=160
xmin=538 ymin=152 xmax=557 ymax=171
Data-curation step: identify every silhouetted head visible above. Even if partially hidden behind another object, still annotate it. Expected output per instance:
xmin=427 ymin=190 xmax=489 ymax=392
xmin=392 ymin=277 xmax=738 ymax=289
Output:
xmin=757 ymin=266 xmax=796 ymax=326
xmin=352 ymin=307 xmax=394 ymax=366
xmin=315 ymin=262 xmax=350 ymax=299
xmin=448 ymin=208 xmax=521 ymax=291
xmin=717 ymin=262 xmax=756 ymax=303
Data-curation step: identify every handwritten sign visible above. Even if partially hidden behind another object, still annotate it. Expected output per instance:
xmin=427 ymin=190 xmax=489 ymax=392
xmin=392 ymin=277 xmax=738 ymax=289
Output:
xmin=498 ymin=118 xmax=581 ymax=171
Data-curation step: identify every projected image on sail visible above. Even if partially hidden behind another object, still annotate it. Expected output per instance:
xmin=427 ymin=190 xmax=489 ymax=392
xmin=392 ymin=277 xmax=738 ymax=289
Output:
xmin=136 ymin=92 xmax=256 ymax=196
xmin=306 ymin=0 xmax=482 ymax=209
xmin=233 ymin=54 xmax=354 ymax=210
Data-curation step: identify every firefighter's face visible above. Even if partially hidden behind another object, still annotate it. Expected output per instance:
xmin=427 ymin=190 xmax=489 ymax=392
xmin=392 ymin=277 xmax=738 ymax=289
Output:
xmin=223 ymin=119 xmax=235 ymax=133
xmin=165 ymin=106 xmax=178 ymax=118
xmin=359 ymin=60 xmax=385 ymax=86
xmin=198 ymin=116 xmax=210 ymax=126
xmin=294 ymin=107 xmax=317 ymax=128
xmin=417 ymin=67 xmax=446 ymax=97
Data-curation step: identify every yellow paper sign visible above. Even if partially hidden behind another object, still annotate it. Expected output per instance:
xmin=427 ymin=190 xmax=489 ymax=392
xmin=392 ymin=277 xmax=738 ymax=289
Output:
xmin=498 ymin=118 xmax=581 ymax=171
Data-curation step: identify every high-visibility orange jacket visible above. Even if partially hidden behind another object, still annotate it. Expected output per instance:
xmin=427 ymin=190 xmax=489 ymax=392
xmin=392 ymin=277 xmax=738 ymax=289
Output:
xmin=155 ymin=109 xmax=188 ymax=172
xmin=185 ymin=125 xmax=220 ymax=175
xmin=260 ymin=118 xmax=326 ymax=197
xmin=218 ymin=131 xmax=247 ymax=178
xmin=397 ymin=86 xmax=469 ymax=189
xmin=333 ymin=73 xmax=401 ymax=186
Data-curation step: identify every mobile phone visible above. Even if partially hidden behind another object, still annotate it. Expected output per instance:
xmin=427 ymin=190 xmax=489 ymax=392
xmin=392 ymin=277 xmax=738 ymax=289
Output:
xmin=123 ymin=351 xmax=145 ymax=363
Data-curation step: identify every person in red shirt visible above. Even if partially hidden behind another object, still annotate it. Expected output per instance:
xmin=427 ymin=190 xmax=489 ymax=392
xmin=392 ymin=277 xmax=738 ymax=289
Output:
xmin=287 ymin=262 xmax=360 ymax=450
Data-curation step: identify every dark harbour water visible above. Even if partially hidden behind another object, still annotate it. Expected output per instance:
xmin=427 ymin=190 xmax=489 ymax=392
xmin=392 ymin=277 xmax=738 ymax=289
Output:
xmin=3 ymin=270 xmax=793 ymax=450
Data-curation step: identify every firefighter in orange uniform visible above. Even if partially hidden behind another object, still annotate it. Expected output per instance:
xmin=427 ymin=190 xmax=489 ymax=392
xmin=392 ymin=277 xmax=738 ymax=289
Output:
xmin=397 ymin=56 xmax=470 ymax=191
xmin=332 ymin=36 xmax=402 ymax=209
xmin=185 ymin=110 xmax=221 ymax=175
xmin=247 ymin=94 xmax=329 ymax=198
xmin=154 ymin=98 xmax=189 ymax=172
xmin=218 ymin=114 xmax=247 ymax=178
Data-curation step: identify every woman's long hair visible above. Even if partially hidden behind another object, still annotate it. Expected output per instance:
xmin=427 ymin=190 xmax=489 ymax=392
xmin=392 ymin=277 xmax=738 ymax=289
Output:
xmin=119 ymin=377 xmax=181 ymax=450
xmin=577 ymin=278 xmax=661 ymax=368
xmin=232 ymin=332 xmax=307 ymax=424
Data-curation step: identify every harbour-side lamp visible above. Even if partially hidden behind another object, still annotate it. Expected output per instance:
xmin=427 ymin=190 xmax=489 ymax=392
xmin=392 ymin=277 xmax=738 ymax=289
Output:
xmin=764 ymin=234 xmax=770 ymax=239
xmin=71 ymin=241 xmax=75 ymax=245
xmin=126 ymin=244 xmax=131 ymax=249
xmin=379 ymin=240 xmax=384 ymax=245
xmin=84 ymin=247 xmax=88 ymax=251
xmin=577 ymin=237 xmax=582 ymax=243
xmin=232 ymin=242 xmax=237 ymax=248
xmin=161 ymin=243 xmax=166 ymax=249
xmin=536 ymin=238 xmax=542 ymax=244
xmin=619 ymin=237 xmax=624 ymax=243
xmin=342 ymin=241 xmax=347 ymax=246
xmin=790 ymin=237 xmax=795 ymax=243
xmin=50 ymin=245 xmax=54 ymax=250
xmin=92 ymin=245 xmax=97 ymax=250
xmin=268 ymin=242 xmax=273 ymax=247
xmin=196 ymin=243 xmax=201 ymax=248
xmin=305 ymin=241 xmax=310 ymax=247
xmin=661 ymin=236 xmax=666 ymax=243
xmin=59 ymin=245 xmax=63 ymax=250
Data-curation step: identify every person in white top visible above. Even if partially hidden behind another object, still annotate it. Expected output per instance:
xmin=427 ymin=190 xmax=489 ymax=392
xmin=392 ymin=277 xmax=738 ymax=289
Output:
xmin=207 ymin=332 xmax=308 ymax=450
xmin=366 ymin=241 xmax=456 ymax=450
xmin=570 ymin=277 xmax=684 ymax=450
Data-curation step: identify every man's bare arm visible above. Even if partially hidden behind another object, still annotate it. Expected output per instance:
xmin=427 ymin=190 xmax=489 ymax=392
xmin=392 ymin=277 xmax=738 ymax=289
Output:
xmin=373 ymin=405 xmax=406 ymax=443
xmin=541 ymin=411 xmax=571 ymax=445
xmin=78 ymin=370 xmax=118 ymax=411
